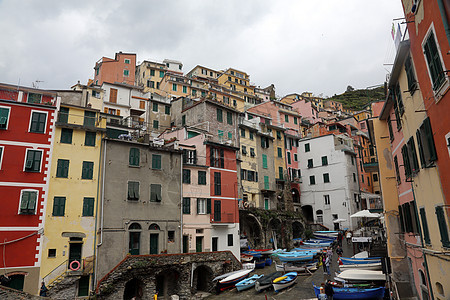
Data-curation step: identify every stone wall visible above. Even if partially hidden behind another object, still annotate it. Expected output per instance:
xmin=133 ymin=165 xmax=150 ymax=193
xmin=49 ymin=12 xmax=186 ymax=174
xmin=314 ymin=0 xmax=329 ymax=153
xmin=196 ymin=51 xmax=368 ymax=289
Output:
xmin=0 ymin=286 xmax=43 ymax=300
xmin=96 ymin=251 xmax=241 ymax=300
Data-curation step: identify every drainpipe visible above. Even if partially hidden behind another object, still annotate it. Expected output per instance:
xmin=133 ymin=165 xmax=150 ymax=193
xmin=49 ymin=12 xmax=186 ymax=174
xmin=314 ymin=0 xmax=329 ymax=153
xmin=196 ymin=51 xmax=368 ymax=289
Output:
xmin=92 ymin=133 xmax=104 ymax=291
xmin=94 ymin=138 xmax=107 ymax=286
xmin=410 ymin=184 xmax=434 ymax=300
xmin=180 ymin=152 xmax=183 ymax=253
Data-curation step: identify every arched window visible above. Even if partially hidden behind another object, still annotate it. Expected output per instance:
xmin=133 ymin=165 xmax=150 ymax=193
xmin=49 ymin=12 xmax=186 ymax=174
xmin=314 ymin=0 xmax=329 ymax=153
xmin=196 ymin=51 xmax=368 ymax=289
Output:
xmin=149 ymin=223 xmax=160 ymax=230
xmin=419 ymin=269 xmax=426 ymax=285
xmin=129 ymin=223 xmax=141 ymax=255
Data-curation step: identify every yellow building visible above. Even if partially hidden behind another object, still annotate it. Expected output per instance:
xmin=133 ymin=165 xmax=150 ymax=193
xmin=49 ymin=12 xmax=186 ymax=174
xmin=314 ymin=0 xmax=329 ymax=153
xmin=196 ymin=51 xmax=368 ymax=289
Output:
xmin=159 ymin=72 xmax=190 ymax=98
xmin=269 ymin=124 xmax=286 ymax=193
xmin=352 ymin=110 xmax=372 ymax=121
xmin=136 ymin=60 xmax=167 ymax=93
xmin=41 ymin=103 xmax=106 ymax=297
xmin=217 ymin=68 xmax=257 ymax=112
xmin=239 ymin=124 xmax=260 ymax=207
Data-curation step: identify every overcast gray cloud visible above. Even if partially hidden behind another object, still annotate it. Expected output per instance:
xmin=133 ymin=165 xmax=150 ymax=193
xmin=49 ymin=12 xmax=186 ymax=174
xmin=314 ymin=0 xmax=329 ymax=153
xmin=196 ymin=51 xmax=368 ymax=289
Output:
xmin=0 ymin=0 xmax=404 ymax=97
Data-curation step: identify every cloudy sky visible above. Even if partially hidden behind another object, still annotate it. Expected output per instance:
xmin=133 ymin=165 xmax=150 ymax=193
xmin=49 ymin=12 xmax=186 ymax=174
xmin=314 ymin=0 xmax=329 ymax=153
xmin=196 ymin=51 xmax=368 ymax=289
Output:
xmin=0 ymin=0 xmax=405 ymax=98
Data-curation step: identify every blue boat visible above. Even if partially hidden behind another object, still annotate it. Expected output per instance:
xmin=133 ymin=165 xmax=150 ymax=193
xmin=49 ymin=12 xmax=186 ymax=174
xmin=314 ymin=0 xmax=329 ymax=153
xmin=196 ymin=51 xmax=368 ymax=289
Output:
xmin=255 ymin=259 xmax=266 ymax=269
xmin=292 ymin=248 xmax=321 ymax=255
xmin=242 ymin=250 xmax=262 ymax=258
xmin=313 ymin=285 xmax=385 ymax=299
xmin=235 ymin=274 xmax=264 ymax=291
xmin=265 ymin=258 xmax=273 ymax=266
xmin=278 ymin=252 xmax=314 ymax=263
xmin=272 ymin=272 xmax=298 ymax=292
xmin=313 ymin=231 xmax=339 ymax=239
xmin=340 ymin=257 xmax=381 ymax=265
xmin=302 ymin=240 xmax=333 ymax=247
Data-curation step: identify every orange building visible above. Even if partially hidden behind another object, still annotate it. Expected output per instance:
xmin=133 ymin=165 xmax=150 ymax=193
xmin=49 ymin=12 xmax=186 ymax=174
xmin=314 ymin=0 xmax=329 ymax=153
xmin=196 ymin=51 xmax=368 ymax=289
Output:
xmin=93 ymin=52 xmax=136 ymax=86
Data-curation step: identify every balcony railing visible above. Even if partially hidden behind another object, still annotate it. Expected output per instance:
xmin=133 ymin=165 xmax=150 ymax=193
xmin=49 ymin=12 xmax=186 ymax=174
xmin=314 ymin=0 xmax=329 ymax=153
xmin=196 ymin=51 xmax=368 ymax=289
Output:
xmin=211 ymin=212 xmax=235 ymax=224
xmin=363 ymin=161 xmax=379 ymax=173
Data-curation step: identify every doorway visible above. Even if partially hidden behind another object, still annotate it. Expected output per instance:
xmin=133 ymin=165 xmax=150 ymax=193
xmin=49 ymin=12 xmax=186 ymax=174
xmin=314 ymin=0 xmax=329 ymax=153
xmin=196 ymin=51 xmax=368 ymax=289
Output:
xmin=69 ymin=238 xmax=82 ymax=266
xmin=196 ymin=236 xmax=203 ymax=252
xmin=150 ymin=233 xmax=159 ymax=254
xmin=212 ymin=237 xmax=218 ymax=251
xmin=183 ymin=235 xmax=189 ymax=253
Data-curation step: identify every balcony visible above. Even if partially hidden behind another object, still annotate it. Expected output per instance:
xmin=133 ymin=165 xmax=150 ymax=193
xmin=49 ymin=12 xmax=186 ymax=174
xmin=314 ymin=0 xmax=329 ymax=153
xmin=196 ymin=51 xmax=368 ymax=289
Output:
xmin=211 ymin=212 xmax=235 ymax=225
xmin=363 ymin=160 xmax=379 ymax=172
xmin=56 ymin=112 xmax=105 ymax=132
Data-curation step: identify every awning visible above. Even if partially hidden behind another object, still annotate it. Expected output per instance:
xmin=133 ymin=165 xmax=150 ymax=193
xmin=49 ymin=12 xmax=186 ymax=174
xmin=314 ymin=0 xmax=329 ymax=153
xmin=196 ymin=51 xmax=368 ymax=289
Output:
xmin=350 ymin=210 xmax=381 ymax=218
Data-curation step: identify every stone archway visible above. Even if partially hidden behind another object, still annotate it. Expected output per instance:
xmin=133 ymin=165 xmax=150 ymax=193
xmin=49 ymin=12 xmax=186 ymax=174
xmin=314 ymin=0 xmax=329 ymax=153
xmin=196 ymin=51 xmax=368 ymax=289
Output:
xmin=292 ymin=221 xmax=304 ymax=239
xmin=301 ymin=205 xmax=314 ymax=223
xmin=192 ymin=265 xmax=214 ymax=293
xmin=268 ymin=218 xmax=282 ymax=248
xmin=123 ymin=278 xmax=144 ymax=300
xmin=240 ymin=213 xmax=264 ymax=248
xmin=155 ymin=269 xmax=180 ymax=298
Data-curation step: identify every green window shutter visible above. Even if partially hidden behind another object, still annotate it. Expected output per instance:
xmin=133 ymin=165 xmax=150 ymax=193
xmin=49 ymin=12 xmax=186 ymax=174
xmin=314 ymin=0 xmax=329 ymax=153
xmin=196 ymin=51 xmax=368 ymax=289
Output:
xmin=60 ymin=128 xmax=73 ymax=144
xmin=218 ymin=130 xmax=223 ymax=138
xmin=277 ymin=147 xmax=282 ymax=158
xmin=30 ymin=112 xmax=46 ymax=133
xmin=227 ymin=112 xmax=232 ymax=125
xmin=287 ymin=152 xmax=291 ymax=164
xmin=305 ymin=143 xmax=310 ymax=152
xmin=207 ymin=198 xmax=211 ymax=214
xmin=160 ymin=71 xmax=164 ymax=78
xmin=20 ymin=192 xmax=30 ymax=210
xmin=423 ymin=118 xmax=437 ymax=162
xmin=85 ymin=131 xmax=96 ymax=147
xmin=424 ymin=32 xmax=445 ymax=90
xmin=129 ymin=148 xmax=140 ymax=166
xmin=27 ymin=191 xmax=37 ymax=211
xmin=56 ymin=159 xmax=69 ymax=178
xmin=240 ymin=128 xmax=245 ymax=138
xmin=25 ymin=150 xmax=41 ymax=172
xmin=322 ymin=156 xmax=328 ymax=165
xmin=435 ymin=206 xmax=450 ymax=247
xmin=277 ymin=131 xmax=281 ymax=139
xmin=150 ymin=69 xmax=155 ymax=76
xmin=82 ymin=197 xmax=95 ymax=216
xmin=228 ymin=132 xmax=232 ymax=140
xmin=82 ymin=161 xmax=94 ymax=179
xmin=419 ymin=207 xmax=431 ymax=244
xmin=183 ymin=169 xmax=191 ymax=184
xmin=323 ymin=173 xmax=330 ymax=183
xmin=58 ymin=107 xmax=69 ymax=123
xmin=294 ymin=117 xmax=298 ymax=124
xmin=153 ymin=102 xmax=158 ymax=112
xmin=128 ymin=182 xmax=139 ymax=200
xmin=52 ymin=197 xmax=66 ymax=216
xmin=153 ymin=120 xmax=159 ymax=129
xmin=262 ymin=154 xmax=267 ymax=169
xmin=150 ymin=184 xmax=162 ymax=202
xmin=401 ymin=146 xmax=411 ymax=178
xmin=182 ymin=115 xmax=186 ymax=126
xmin=152 ymin=154 xmax=161 ymax=169
xmin=416 ymin=130 xmax=426 ymax=168
xmin=84 ymin=111 xmax=96 ymax=127
xmin=198 ymin=171 xmax=206 ymax=185
xmin=264 ymin=176 xmax=269 ymax=190
xmin=172 ymin=84 xmax=177 ymax=91
xmin=182 ymin=86 xmax=187 ymax=93
xmin=165 ymin=106 xmax=170 ymax=115
xmin=404 ymin=55 xmax=417 ymax=92
xmin=217 ymin=108 xmax=223 ymax=122
xmin=279 ymin=167 xmax=283 ymax=180
xmin=183 ymin=198 xmax=191 ymax=214
xmin=284 ymin=115 xmax=289 ymax=122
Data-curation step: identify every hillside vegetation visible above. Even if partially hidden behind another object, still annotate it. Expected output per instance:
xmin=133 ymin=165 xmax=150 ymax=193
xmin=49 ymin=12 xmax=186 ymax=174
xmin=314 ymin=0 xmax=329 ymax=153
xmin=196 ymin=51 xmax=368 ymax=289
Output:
xmin=328 ymin=85 xmax=386 ymax=110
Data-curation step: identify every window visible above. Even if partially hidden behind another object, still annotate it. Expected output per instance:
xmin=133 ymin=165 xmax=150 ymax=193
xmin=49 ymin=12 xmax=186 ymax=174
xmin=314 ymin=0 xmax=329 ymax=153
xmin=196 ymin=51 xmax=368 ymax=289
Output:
xmin=165 ymin=105 xmax=170 ymax=115
xmin=210 ymin=148 xmax=224 ymax=168
xmin=0 ymin=106 xmax=10 ymax=129
xmin=416 ymin=117 xmax=437 ymax=168
xmin=48 ymin=249 xmax=56 ymax=258
xmin=183 ymin=169 xmax=191 ymax=184
xmin=309 ymin=175 xmax=316 ymax=185
xmin=0 ymin=146 xmax=3 ymax=169
xmin=214 ymin=172 xmax=221 ymax=195
xmin=56 ymin=159 xmax=69 ymax=178
xmin=392 ymin=84 xmax=404 ymax=130
xmin=351 ymin=156 xmax=355 ymax=165
xmin=307 ymin=159 xmax=313 ymax=168
xmin=284 ymin=115 xmax=289 ymax=122
xmin=216 ymin=108 xmax=223 ymax=122
xmin=19 ymin=190 xmax=37 ymax=214
xmin=57 ymin=107 xmax=69 ymax=124
xmin=60 ymin=128 xmax=73 ymax=144
xmin=261 ymin=136 xmax=269 ymax=148
xmin=287 ymin=152 xmax=291 ymax=164
xmin=324 ymin=195 xmax=330 ymax=205
xmin=85 ymin=132 xmax=96 ymax=147
xmin=153 ymin=120 xmax=159 ymax=129
xmin=294 ymin=117 xmax=298 ymax=125
xmin=278 ymin=167 xmax=283 ymax=180
xmin=149 ymin=154 xmax=161 ymax=170
xmin=82 ymin=197 xmax=95 ymax=217
xmin=387 ymin=116 xmax=394 ymax=141
xmin=182 ymin=198 xmax=190 ymax=214
xmin=30 ymin=112 xmax=46 ymax=133
xmin=168 ymin=231 xmax=175 ymax=243
xmin=109 ymin=88 xmax=117 ymax=103
xmin=182 ymin=86 xmax=187 ymax=93
xmin=150 ymin=184 xmax=162 ymax=202
xmin=28 ymin=93 xmax=42 ymax=104
xmin=305 ymin=143 xmax=310 ymax=152
xmin=321 ymin=156 xmax=328 ymax=166
xmin=148 ymin=80 xmax=154 ymax=88
xmin=394 ymin=156 xmax=401 ymax=184
xmin=407 ymin=137 xmax=420 ymax=174
xmin=404 ymin=55 xmax=417 ymax=93
xmin=24 ymin=149 xmax=42 ymax=172
xmin=127 ymin=181 xmax=139 ymax=201
xmin=323 ymin=173 xmax=330 ymax=183
xmin=242 ymin=146 xmax=247 ymax=155
xmin=277 ymin=147 xmax=282 ymax=158
xmin=240 ymin=128 xmax=246 ymax=138
xmin=227 ymin=111 xmax=232 ymax=125
xmin=276 ymin=131 xmax=282 ymax=139
xmin=373 ymin=173 xmax=378 ymax=182
xmin=52 ymin=196 xmax=66 ymax=216
xmin=228 ymin=132 xmax=232 ymax=140
xmin=423 ymin=30 xmax=445 ymax=91
xmin=84 ymin=111 xmax=96 ymax=127
xmin=129 ymin=148 xmax=140 ymax=166
xmin=419 ymin=207 xmax=431 ymax=245
xmin=197 ymin=198 xmax=206 ymax=214
xmin=151 ymin=102 xmax=158 ymax=113
xmin=81 ymin=161 xmax=94 ymax=179
xmin=182 ymin=115 xmax=186 ymax=125
xmin=159 ymin=71 xmax=164 ymax=78
xmin=262 ymin=154 xmax=268 ymax=169
xmin=294 ymin=154 xmax=298 ymax=161
xmin=361 ymin=174 xmax=365 ymax=183
xmin=264 ymin=176 xmax=270 ymax=190
xmin=124 ymin=59 xmax=130 ymax=64
xmin=228 ymin=234 xmax=233 ymax=246
xmin=249 ymin=132 xmax=254 ymax=140
xmin=198 ymin=171 xmax=207 ymax=185
xmin=172 ymin=84 xmax=177 ymax=91
xmin=129 ymin=223 xmax=141 ymax=255
xmin=435 ymin=206 xmax=450 ymax=247
xmin=250 ymin=148 xmax=255 ymax=157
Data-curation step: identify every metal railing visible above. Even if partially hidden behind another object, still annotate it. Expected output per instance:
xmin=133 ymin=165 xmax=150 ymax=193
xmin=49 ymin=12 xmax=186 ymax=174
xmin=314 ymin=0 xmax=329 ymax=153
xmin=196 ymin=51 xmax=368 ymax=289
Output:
xmin=211 ymin=212 xmax=235 ymax=223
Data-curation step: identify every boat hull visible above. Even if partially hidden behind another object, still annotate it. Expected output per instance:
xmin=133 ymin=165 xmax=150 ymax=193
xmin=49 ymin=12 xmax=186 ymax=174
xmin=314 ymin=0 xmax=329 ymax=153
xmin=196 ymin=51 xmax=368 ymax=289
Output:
xmin=276 ymin=263 xmax=317 ymax=273
xmin=339 ymin=263 xmax=382 ymax=270
xmin=254 ymin=271 xmax=282 ymax=292
xmin=272 ymin=272 xmax=298 ymax=293
xmin=278 ymin=253 xmax=314 ymax=263
xmin=235 ymin=274 xmax=263 ymax=292
xmin=313 ymin=285 xmax=385 ymax=299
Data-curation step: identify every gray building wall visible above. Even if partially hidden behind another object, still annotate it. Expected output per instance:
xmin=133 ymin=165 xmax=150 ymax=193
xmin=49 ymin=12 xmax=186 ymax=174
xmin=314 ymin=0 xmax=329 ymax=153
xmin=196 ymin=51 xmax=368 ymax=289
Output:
xmin=97 ymin=139 xmax=182 ymax=280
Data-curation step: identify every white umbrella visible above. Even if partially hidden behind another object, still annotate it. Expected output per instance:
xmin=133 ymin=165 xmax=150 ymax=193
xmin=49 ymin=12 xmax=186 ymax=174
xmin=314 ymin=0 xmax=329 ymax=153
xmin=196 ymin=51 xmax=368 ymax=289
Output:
xmin=333 ymin=218 xmax=347 ymax=223
xmin=350 ymin=210 xmax=381 ymax=218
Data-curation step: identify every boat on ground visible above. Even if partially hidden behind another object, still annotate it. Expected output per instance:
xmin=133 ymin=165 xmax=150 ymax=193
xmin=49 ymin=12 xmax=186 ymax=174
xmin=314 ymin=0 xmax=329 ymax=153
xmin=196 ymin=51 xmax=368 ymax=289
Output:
xmin=242 ymin=261 xmax=255 ymax=270
xmin=340 ymin=257 xmax=381 ymax=265
xmin=255 ymin=259 xmax=266 ymax=269
xmin=254 ymin=271 xmax=282 ymax=292
xmin=335 ymin=269 xmax=385 ymax=282
xmin=242 ymin=250 xmax=262 ymax=258
xmin=252 ymin=248 xmax=274 ymax=255
xmin=292 ymin=248 xmax=321 ymax=255
xmin=313 ymin=284 xmax=385 ymax=299
xmin=217 ymin=269 xmax=252 ymax=291
xmin=270 ymin=249 xmax=286 ymax=257
xmin=313 ymin=230 xmax=339 ymax=239
xmin=236 ymin=274 xmax=264 ymax=291
xmin=276 ymin=262 xmax=317 ymax=273
xmin=302 ymin=240 xmax=333 ymax=247
xmin=351 ymin=251 xmax=369 ymax=258
xmin=278 ymin=252 xmax=314 ymax=263
xmin=241 ymin=253 xmax=253 ymax=262
xmin=265 ymin=258 xmax=273 ymax=266
xmin=339 ymin=262 xmax=382 ymax=271
xmin=272 ymin=272 xmax=298 ymax=292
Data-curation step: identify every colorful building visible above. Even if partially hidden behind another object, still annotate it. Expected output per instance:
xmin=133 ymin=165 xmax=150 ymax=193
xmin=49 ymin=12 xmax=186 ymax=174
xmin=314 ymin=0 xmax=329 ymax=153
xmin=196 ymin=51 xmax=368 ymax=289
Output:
xmin=0 ymin=83 xmax=58 ymax=294
xmin=93 ymin=52 xmax=136 ymax=86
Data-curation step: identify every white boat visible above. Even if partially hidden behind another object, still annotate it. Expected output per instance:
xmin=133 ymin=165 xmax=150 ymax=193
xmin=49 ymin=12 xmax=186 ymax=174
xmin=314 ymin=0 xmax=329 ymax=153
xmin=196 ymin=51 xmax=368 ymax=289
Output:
xmin=335 ymin=269 xmax=386 ymax=282
xmin=351 ymin=251 xmax=369 ymax=258
xmin=339 ymin=262 xmax=382 ymax=270
xmin=217 ymin=269 xmax=253 ymax=291
xmin=272 ymin=272 xmax=298 ymax=292
xmin=242 ymin=261 xmax=255 ymax=270
xmin=275 ymin=262 xmax=317 ymax=273
xmin=235 ymin=274 xmax=264 ymax=291
xmin=255 ymin=271 xmax=283 ymax=292
xmin=313 ymin=231 xmax=339 ymax=239
xmin=212 ymin=269 xmax=243 ymax=282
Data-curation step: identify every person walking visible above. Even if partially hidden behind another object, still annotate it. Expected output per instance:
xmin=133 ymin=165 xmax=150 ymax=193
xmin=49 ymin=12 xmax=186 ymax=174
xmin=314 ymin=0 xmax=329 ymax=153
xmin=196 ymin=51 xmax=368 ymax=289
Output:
xmin=39 ymin=281 xmax=48 ymax=297
xmin=325 ymin=280 xmax=334 ymax=300
xmin=336 ymin=245 xmax=343 ymax=257
xmin=346 ymin=231 xmax=352 ymax=244
xmin=321 ymin=252 xmax=327 ymax=274
xmin=325 ymin=254 xmax=331 ymax=275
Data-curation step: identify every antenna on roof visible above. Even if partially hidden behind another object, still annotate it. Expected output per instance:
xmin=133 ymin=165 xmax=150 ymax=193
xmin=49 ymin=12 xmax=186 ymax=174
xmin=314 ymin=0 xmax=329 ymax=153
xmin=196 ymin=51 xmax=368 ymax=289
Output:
xmin=32 ymin=80 xmax=44 ymax=89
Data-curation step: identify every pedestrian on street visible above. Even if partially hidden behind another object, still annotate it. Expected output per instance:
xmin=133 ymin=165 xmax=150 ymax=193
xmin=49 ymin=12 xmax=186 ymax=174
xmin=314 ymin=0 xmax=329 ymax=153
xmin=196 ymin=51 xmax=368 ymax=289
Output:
xmin=327 ymin=247 xmax=333 ymax=260
xmin=337 ymin=231 xmax=343 ymax=247
xmin=336 ymin=245 xmax=343 ymax=257
xmin=39 ymin=281 xmax=48 ymax=297
xmin=325 ymin=255 xmax=331 ymax=275
xmin=322 ymin=252 xmax=327 ymax=273
xmin=346 ymin=231 xmax=352 ymax=244
xmin=325 ymin=280 xmax=334 ymax=300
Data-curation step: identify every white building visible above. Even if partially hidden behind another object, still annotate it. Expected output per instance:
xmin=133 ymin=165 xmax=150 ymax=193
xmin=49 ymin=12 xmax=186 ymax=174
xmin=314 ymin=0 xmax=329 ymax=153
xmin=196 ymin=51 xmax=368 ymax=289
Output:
xmin=299 ymin=134 xmax=360 ymax=230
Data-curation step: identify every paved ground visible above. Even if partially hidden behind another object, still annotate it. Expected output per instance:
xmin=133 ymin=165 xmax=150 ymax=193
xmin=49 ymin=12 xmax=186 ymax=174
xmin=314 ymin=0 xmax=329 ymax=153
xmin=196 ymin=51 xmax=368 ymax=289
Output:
xmin=205 ymin=240 xmax=354 ymax=300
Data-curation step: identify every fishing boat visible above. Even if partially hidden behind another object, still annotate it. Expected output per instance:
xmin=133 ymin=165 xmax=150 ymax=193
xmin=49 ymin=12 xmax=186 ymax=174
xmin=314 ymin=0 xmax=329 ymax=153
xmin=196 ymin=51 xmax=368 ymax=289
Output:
xmin=339 ymin=262 xmax=382 ymax=271
xmin=335 ymin=269 xmax=386 ymax=282
xmin=340 ymin=257 xmax=381 ymax=265
xmin=255 ymin=259 xmax=266 ymax=269
xmin=252 ymin=248 xmax=274 ymax=255
xmin=272 ymin=272 xmax=298 ymax=292
xmin=302 ymin=240 xmax=333 ymax=247
xmin=235 ymin=274 xmax=264 ymax=291
xmin=292 ymin=248 xmax=321 ymax=255
xmin=241 ymin=253 xmax=253 ymax=262
xmin=242 ymin=250 xmax=262 ymax=258
xmin=313 ymin=285 xmax=385 ymax=299
xmin=276 ymin=262 xmax=317 ymax=273
xmin=212 ymin=270 xmax=243 ymax=282
xmin=265 ymin=257 xmax=273 ymax=266
xmin=313 ymin=230 xmax=339 ymax=239
xmin=270 ymin=249 xmax=287 ymax=257
xmin=278 ymin=252 xmax=314 ymax=263
xmin=351 ymin=251 xmax=369 ymax=258
xmin=254 ymin=271 xmax=282 ymax=292
xmin=242 ymin=261 xmax=255 ymax=270
xmin=217 ymin=269 xmax=252 ymax=291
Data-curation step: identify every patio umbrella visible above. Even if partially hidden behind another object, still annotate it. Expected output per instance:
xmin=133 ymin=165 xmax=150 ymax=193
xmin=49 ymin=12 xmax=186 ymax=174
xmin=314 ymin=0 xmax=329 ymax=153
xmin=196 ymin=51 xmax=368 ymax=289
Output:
xmin=333 ymin=218 xmax=347 ymax=223
xmin=350 ymin=210 xmax=381 ymax=218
